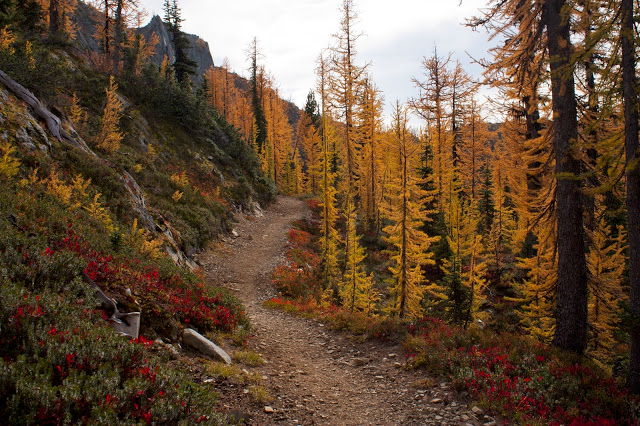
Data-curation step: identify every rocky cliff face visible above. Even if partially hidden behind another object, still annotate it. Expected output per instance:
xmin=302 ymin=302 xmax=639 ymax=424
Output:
xmin=137 ymin=15 xmax=214 ymax=82
xmin=71 ymin=2 xmax=214 ymax=82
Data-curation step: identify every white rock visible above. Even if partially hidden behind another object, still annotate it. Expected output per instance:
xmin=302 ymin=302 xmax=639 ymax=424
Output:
xmin=264 ymin=406 xmax=275 ymax=413
xmin=182 ymin=328 xmax=232 ymax=364
xmin=472 ymin=406 xmax=484 ymax=415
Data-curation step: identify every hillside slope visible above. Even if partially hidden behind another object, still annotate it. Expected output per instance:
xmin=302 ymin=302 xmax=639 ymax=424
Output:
xmin=0 ymin=2 xmax=278 ymax=423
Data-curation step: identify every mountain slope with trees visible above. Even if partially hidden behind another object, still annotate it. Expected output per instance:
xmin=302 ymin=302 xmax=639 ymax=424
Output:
xmin=0 ymin=0 xmax=278 ymax=423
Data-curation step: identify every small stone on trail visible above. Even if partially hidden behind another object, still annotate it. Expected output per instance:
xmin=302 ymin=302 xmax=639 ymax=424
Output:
xmin=431 ymin=398 xmax=442 ymax=403
xmin=472 ymin=406 xmax=484 ymax=415
xmin=353 ymin=357 xmax=368 ymax=366
xmin=264 ymin=406 xmax=275 ymax=413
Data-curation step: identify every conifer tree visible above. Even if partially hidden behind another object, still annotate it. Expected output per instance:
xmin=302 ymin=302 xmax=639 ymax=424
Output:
xmin=411 ymin=47 xmax=451 ymax=200
xmin=341 ymin=197 xmax=376 ymax=313
xmin=96 ymin=76 xmax=123 ymax=152
xmin=163 ymin=0 xmax=196 ymax=84
xmin=329 ymin=0 xmax=367 ymax=198
xmin=621 ymin=0 xmax=640 ymax=391
xmin=317 ymin=52 xmax=341 ymax=294
xmin=418 ymin=130 xmax=450 ymax=286
xmin=474 ymin=0 xmax=588 ymax=355
xmin=512 ymin=222 xmax=557 ymax=342
xmin=248 ymin=37 xmax=268 ymax=156
xmin=543 ymin=0 xmax=588 ymax=355
xmin=442 ymin=187 xmax=487 ymax=326
xmin=359 ymin=77 xmax=384 ymax=232
xmin=298 ymin=109 xmax=321 ymax=195
xmin=383 ymin=102 xmax=438 ymax=319
xmin=476 ymin=163 xmax=495 ymax=237
xmin=587 ymin=204 xmax=626 ymax=363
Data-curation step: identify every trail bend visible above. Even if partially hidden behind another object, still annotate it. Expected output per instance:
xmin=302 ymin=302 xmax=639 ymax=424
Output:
xmin=199 ymin=196 xmax=493 ymax=425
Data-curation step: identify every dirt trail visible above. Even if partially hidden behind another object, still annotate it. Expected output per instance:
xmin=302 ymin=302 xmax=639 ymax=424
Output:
xmin=198 ymin=196 xmax=496 ymax=425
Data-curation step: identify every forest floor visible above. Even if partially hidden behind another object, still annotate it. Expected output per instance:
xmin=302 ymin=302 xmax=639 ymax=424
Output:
xmin=196 ymin=196 xmax=500 ymax=425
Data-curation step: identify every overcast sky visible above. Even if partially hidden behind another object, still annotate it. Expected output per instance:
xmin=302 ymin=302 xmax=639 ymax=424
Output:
xmin=137 ymin=0 xmax=495 ymax=125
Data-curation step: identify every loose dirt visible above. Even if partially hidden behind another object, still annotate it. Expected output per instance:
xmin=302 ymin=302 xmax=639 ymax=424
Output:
xmin=198 ymin=196 xmax=497 ymax=425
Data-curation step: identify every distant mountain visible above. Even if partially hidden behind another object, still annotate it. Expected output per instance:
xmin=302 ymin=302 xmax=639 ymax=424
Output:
xmin=71 ymin=1 xmax=299 ymax=129
xmin=136 ymin=15 xmax=214 ymax=83
xmin=71 ymin=2 xmax=213 ymax=83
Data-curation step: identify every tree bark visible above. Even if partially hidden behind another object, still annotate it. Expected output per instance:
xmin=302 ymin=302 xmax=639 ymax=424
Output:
xmin=543 ymin=0 xmax=588 ymax=354
xmin=113 ymin=0 xmax=123 ymax=74
xmin=49 ymin=0 xmax=61 ymax=35
xmin=622 ymin=0 xmax=640 ymax=393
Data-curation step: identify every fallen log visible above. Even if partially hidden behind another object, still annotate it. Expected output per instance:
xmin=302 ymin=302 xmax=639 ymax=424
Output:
xmin=0 ymin=69 xmax=95 ymax=155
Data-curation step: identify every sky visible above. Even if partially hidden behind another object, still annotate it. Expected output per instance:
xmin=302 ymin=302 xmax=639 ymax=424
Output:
xmin=137 ymin=0 xmax=495 ymax=126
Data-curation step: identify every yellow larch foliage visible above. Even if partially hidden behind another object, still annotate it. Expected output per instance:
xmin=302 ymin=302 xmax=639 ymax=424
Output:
xmin=443 ymin=191 xmax=488 ymax=325
xmin=25 ymin=40 xmax=35 ymax=69
xmin=587 ymin=204 xmax=627 ymax=363
xmin=83 ymin=193 xmax=115 ymax=233
xmin=511 ymin=221 xmax=557 ymax=343
xmin=0 ymin=27 xmax=16 ymax=54
xmin=319 ymin=122 xmax=341 ymax=295
xmin=127 ymin=218 xmax=163 ymax=260
xmin=297 ymin=112 xmax=321 ymax=195
xmin=265 ymin=89 xmax=294 ymax=193
xmin=170 ymin=171 xmax=189 ymax=187
xmin=0 ymin=140 xmax=20 ymax=179
xmin=358 ymin=78 xmax=384 ymax=231
xmin=68 ymin=92 xmax=86 ymax=130
xmin=341 ymin=198 xmax=377 ymax=313
xmin=96 ymin=76 xmax=123 ymax=153
xmin=383 ymin=102 xmax=438 ymax=319
xmin=45 ymin=168 xmax=73 ymax=205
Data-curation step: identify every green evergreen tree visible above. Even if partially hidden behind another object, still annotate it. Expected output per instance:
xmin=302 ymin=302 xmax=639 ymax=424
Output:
xmin=163 ymin=0 xmax=196 ymax=84
xmin=304 ymin=90 xmax=321 ymax=128
xmin=419 ymin=133 xmax=451 ymax=283
xmin=248 ymin=37 xmax=268 ymax=155
xmin=477 ymin=163 xmax=495 ymax=236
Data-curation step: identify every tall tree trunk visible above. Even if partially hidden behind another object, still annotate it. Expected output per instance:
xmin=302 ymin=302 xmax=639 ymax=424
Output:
xmin=113 ymin=0 xmax=123 ymax=74
xmin=104 ymin=0 xmax=111 ymax=54
xmin=544 ymin=0 xmax=588 ymax=355
xmin=622 ymin=0 xmax=640 ymax=393
xmin=49 ymin=0 xmax=61 ymax=35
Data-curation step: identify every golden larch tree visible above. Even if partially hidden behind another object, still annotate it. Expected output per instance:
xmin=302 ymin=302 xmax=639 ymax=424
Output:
xmin=96 ymin=76 xmax=123 ymax=152
xmin=383 ymin=102 xmax=438 ymax=319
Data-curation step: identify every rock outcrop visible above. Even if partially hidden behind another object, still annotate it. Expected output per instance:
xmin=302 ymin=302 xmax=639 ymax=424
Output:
xmin=136 ymin=15 xmax=214 ymax=83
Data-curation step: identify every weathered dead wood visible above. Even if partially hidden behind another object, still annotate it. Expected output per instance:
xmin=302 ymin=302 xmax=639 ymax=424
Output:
xmin=82 ymin=271 xmax=140 ymax=339
xmin=0 ymin=69 xmax=94 ymax=155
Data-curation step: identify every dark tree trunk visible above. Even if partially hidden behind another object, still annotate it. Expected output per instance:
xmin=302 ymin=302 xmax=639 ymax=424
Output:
xmin=543 ymin=0 xmax=588 ymax=355
xmin=622 ymin=0 xmax=640 ymax=393
xmin=103 ymin=0 xmax=110 ymax=54
xmin=113 ymin=0 xmax=123 ymax=74
xmin=49 ymin=0 xmax=60 ymax=35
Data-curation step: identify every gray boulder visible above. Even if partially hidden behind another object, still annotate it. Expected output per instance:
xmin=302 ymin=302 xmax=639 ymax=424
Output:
xmin=183 ymin=328 xmax=232 ymax=364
